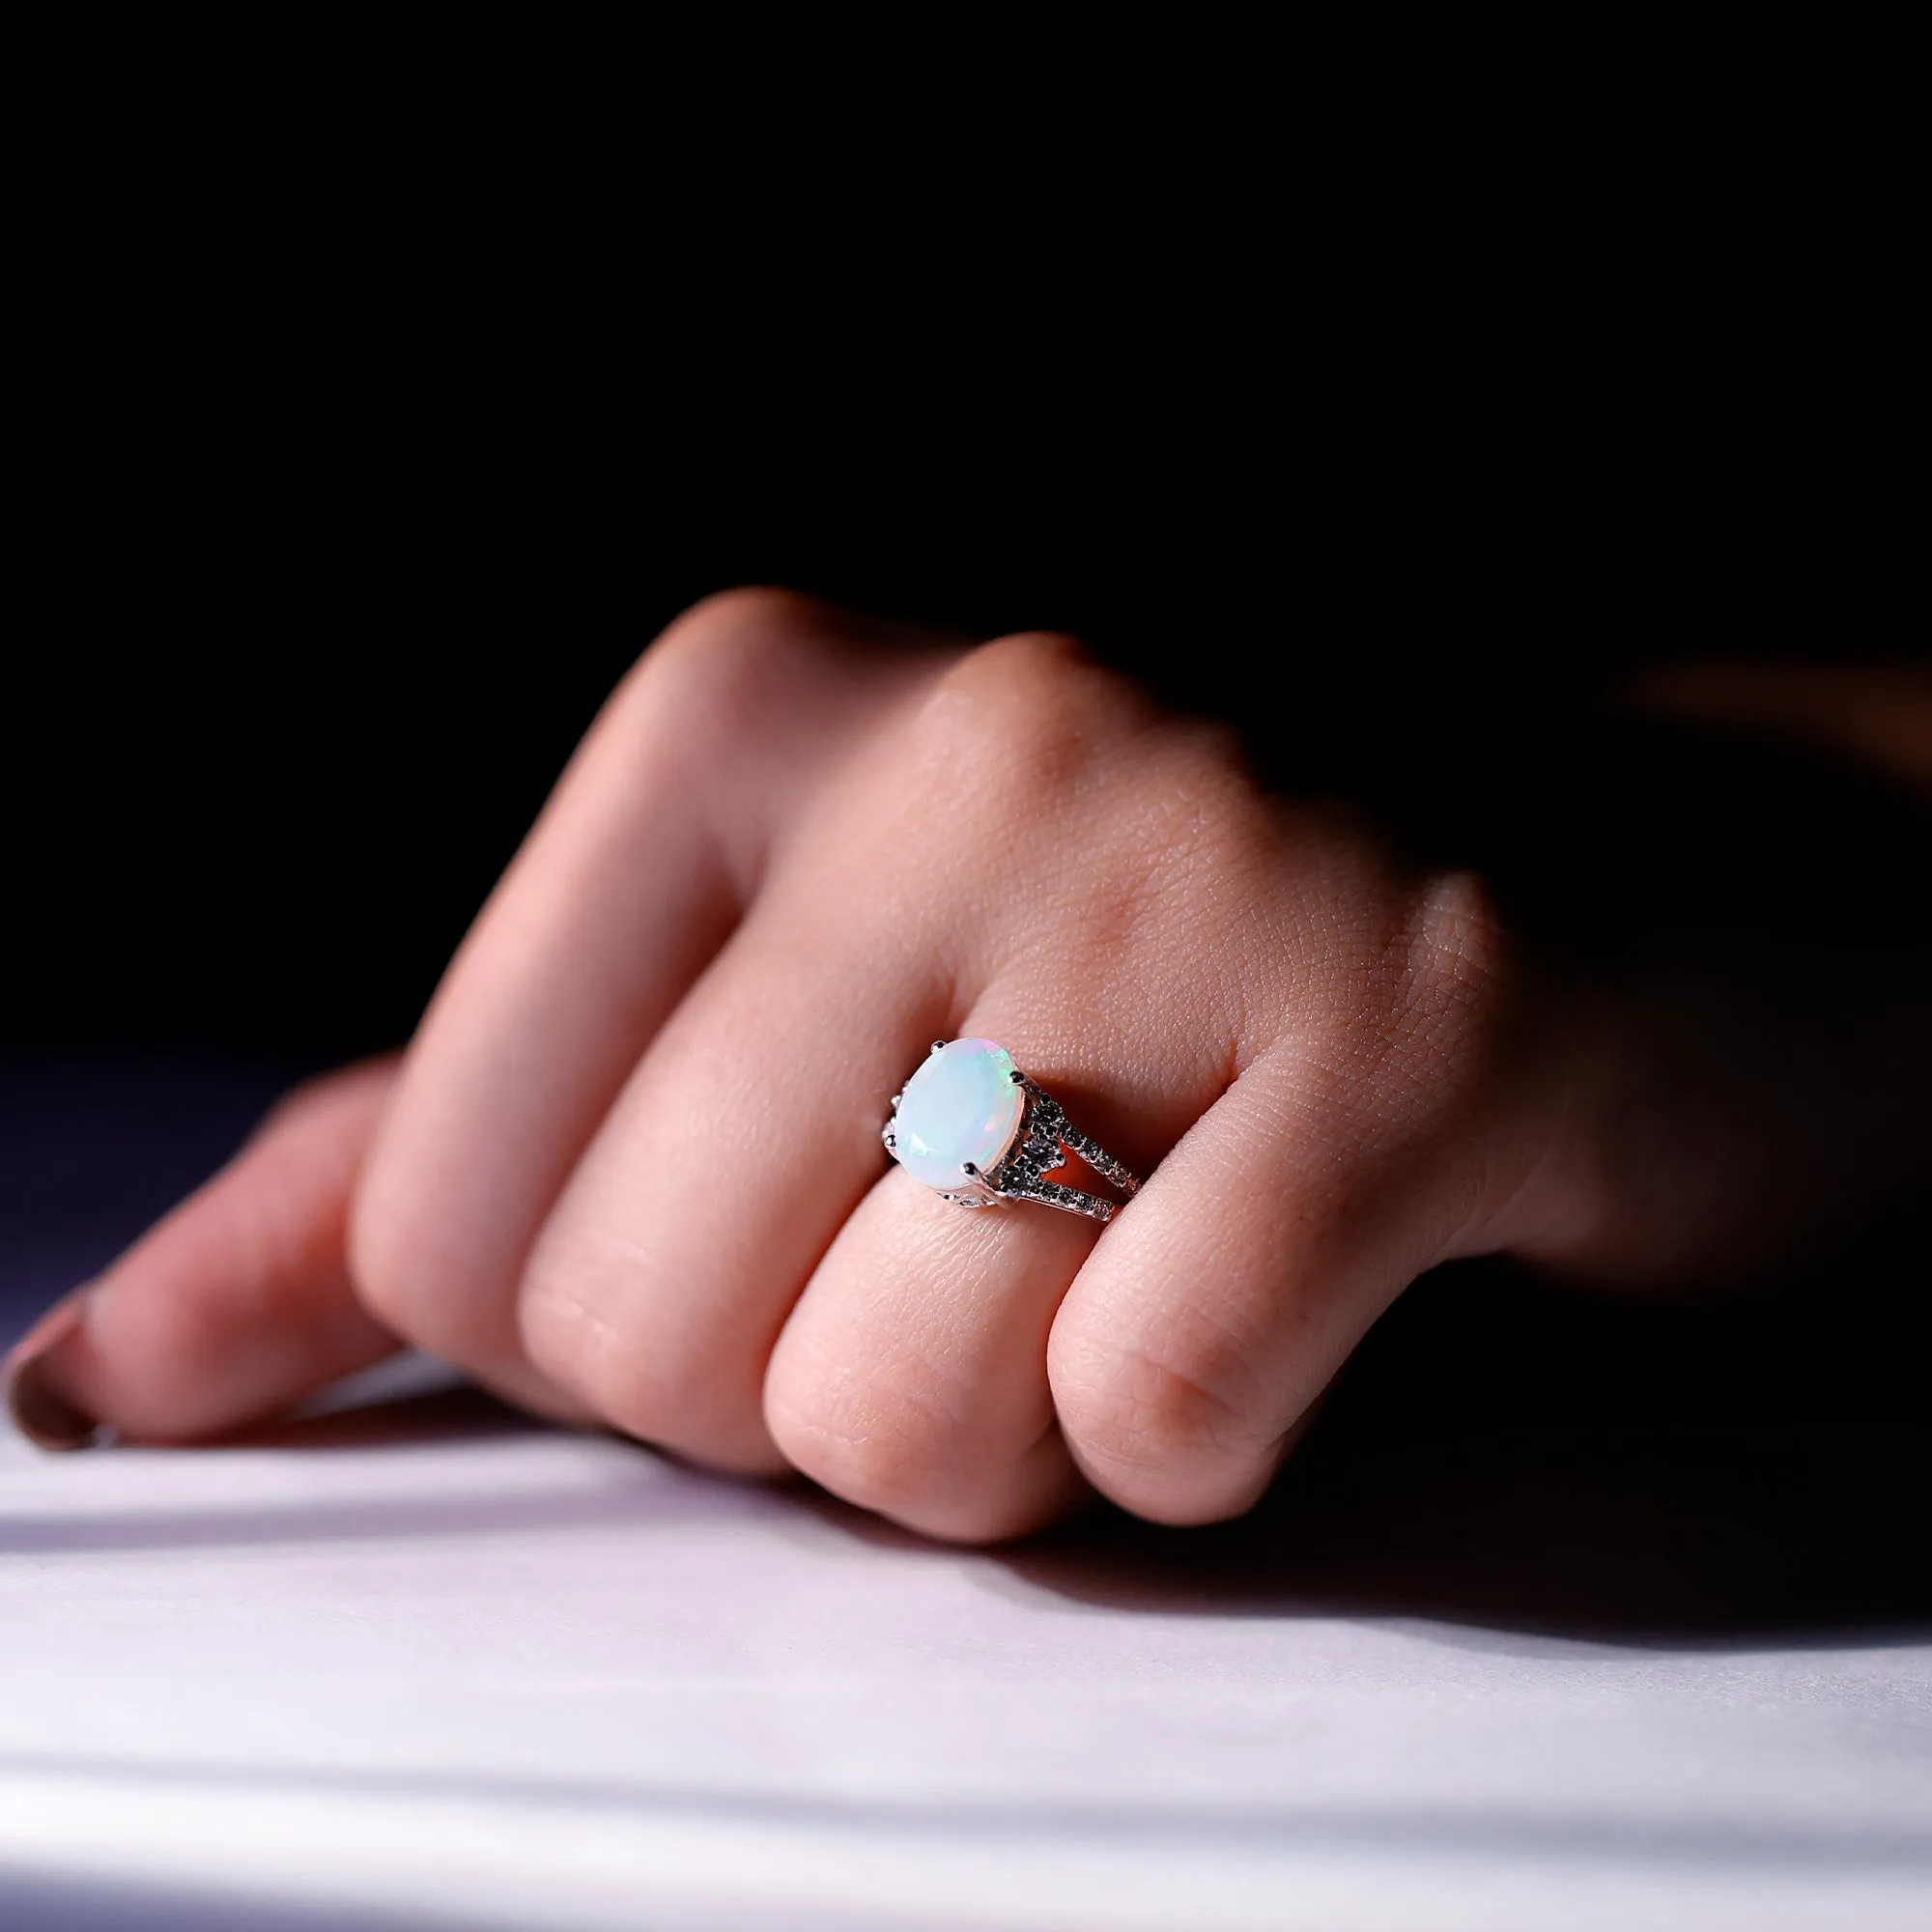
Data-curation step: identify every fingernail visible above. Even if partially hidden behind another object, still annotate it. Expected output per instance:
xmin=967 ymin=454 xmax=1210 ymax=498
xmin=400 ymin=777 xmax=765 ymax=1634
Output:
xmin=5 ymin=1294 xmax=103 ymax=1451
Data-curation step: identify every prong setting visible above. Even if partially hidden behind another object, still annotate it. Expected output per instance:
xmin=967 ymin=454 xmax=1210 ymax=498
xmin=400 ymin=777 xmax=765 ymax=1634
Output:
xmin=882 ymin=1038 xmax=1141 ymax=1223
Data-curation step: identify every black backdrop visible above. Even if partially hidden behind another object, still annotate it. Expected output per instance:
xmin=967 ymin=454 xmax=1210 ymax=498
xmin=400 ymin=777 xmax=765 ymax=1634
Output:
xmin=7 ymin=389 xmax=1917 ymax=1069
xmin=11 ymin=69 xmax=1922 ymax=1073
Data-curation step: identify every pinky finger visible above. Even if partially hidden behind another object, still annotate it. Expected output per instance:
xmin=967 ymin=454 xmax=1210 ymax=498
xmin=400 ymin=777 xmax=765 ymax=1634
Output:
xmin=6 ymin=1060 xmax=404 ymax=1449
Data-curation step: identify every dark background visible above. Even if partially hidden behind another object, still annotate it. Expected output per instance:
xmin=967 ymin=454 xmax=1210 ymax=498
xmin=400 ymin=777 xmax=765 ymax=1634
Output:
xmin=7 ymin=40 xmax=1920 ymax=1072
xmin=7 ymin=396 xmax=1918 ymax=1072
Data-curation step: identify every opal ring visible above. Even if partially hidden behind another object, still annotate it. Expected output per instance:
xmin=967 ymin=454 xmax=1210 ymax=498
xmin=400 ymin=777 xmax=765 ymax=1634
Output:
xmin=882 ymin=1038 xmax=1142 ymax=1223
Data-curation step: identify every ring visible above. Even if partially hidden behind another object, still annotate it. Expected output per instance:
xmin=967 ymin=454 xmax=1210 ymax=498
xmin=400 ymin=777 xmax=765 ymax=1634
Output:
xmin=882 ymin=1038 xmax=1142 ymax=1223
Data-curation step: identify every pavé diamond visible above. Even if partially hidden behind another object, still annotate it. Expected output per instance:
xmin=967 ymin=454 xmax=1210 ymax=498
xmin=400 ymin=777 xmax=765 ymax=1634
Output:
xmin=891 ymin=1038 xmax=1027 ymax=1190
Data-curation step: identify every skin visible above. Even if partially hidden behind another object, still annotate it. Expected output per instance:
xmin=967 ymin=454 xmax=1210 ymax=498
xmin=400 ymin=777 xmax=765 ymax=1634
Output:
xmin=9 ymin=594 xmax=1929 ymax=1542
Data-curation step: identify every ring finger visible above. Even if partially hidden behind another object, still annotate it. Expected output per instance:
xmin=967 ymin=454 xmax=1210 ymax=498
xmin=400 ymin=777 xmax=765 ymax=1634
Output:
xmin=763 ymin=1017 xmax=1213 ymax=1541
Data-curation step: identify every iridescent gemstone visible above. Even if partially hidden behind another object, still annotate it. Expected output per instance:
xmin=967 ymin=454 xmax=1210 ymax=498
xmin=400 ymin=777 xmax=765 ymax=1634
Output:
xmin=892 ymin=1038 xmax=1026 ymax=1190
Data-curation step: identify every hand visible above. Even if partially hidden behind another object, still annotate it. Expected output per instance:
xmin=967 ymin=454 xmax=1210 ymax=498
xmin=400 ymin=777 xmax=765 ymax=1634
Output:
xmin=9 ymin=594 xmax=1924 ymax=1541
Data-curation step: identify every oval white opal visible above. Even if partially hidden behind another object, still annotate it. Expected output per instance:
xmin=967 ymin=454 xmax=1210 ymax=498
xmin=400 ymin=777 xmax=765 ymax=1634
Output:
xmin=893 ymin=1038 xmax=1026 ymax=1189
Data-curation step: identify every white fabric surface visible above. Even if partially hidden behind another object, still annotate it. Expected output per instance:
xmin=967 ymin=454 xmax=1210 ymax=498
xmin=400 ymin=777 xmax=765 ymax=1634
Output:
xmin=3 ymin=1362 xmax=1929 ymax=1931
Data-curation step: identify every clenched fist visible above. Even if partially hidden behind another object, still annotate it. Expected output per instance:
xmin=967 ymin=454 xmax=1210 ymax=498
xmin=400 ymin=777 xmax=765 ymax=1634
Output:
xmin=10 ymin=593 xmax=1924 ymax=1542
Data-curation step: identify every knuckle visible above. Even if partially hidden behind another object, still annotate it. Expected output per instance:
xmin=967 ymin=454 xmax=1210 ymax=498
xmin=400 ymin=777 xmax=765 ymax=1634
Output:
xmin=613 ymin=587 xmax=843 ymax=737
xmin=763 ymin=1352 xmax=979 ymax=1526
xmin=518 ymin=1287 xmax=628 ymax=1434
xmin=1406 ymin=869 xmax=1513 ymax=1012
xmin=346 ymin=1169 xmax=471 ymax=1353
xmin=916 ymin=633 xmax=1257 ymax=838
xmin=1076 ymin=730 xmax=1277 ymax=957
xmin=911 ymin=632 xmax=1127 ymax=790
xmin=1052 ymin=1324 xmax=1272 ymax=1516
xmin=515 ymin=1237 xmax=780 ymax=1474
xmin=512 ymin=1245 xmax=638 ymax=1411
xmin=1297 ymin=866 xmax=1520 ymax=1096
xmin=556 ymin=586 xmax=879 ymax=895
xmin=940 ymin=628 xmax=1093 ymax=705
xmin=1377 ymin=869 xmax=1520 ymax=1094
xmin=652 ymin=584 xmax=836 ymax=675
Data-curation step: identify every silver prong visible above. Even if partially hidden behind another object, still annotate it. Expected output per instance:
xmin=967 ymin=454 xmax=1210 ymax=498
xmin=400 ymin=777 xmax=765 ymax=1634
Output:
xmin=961 ymin=1162 xmax=980 ymax=1179
xmin=883 ymin=1130 xmax=897 ymax=1151
xmin=930 ymin=1040 xmax=947 ymax=1055
xmin=1009 ymin=1068 xmax=1025 ymax=1084
xmin=890 ymin=1094 xmax=901 ymax=1112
